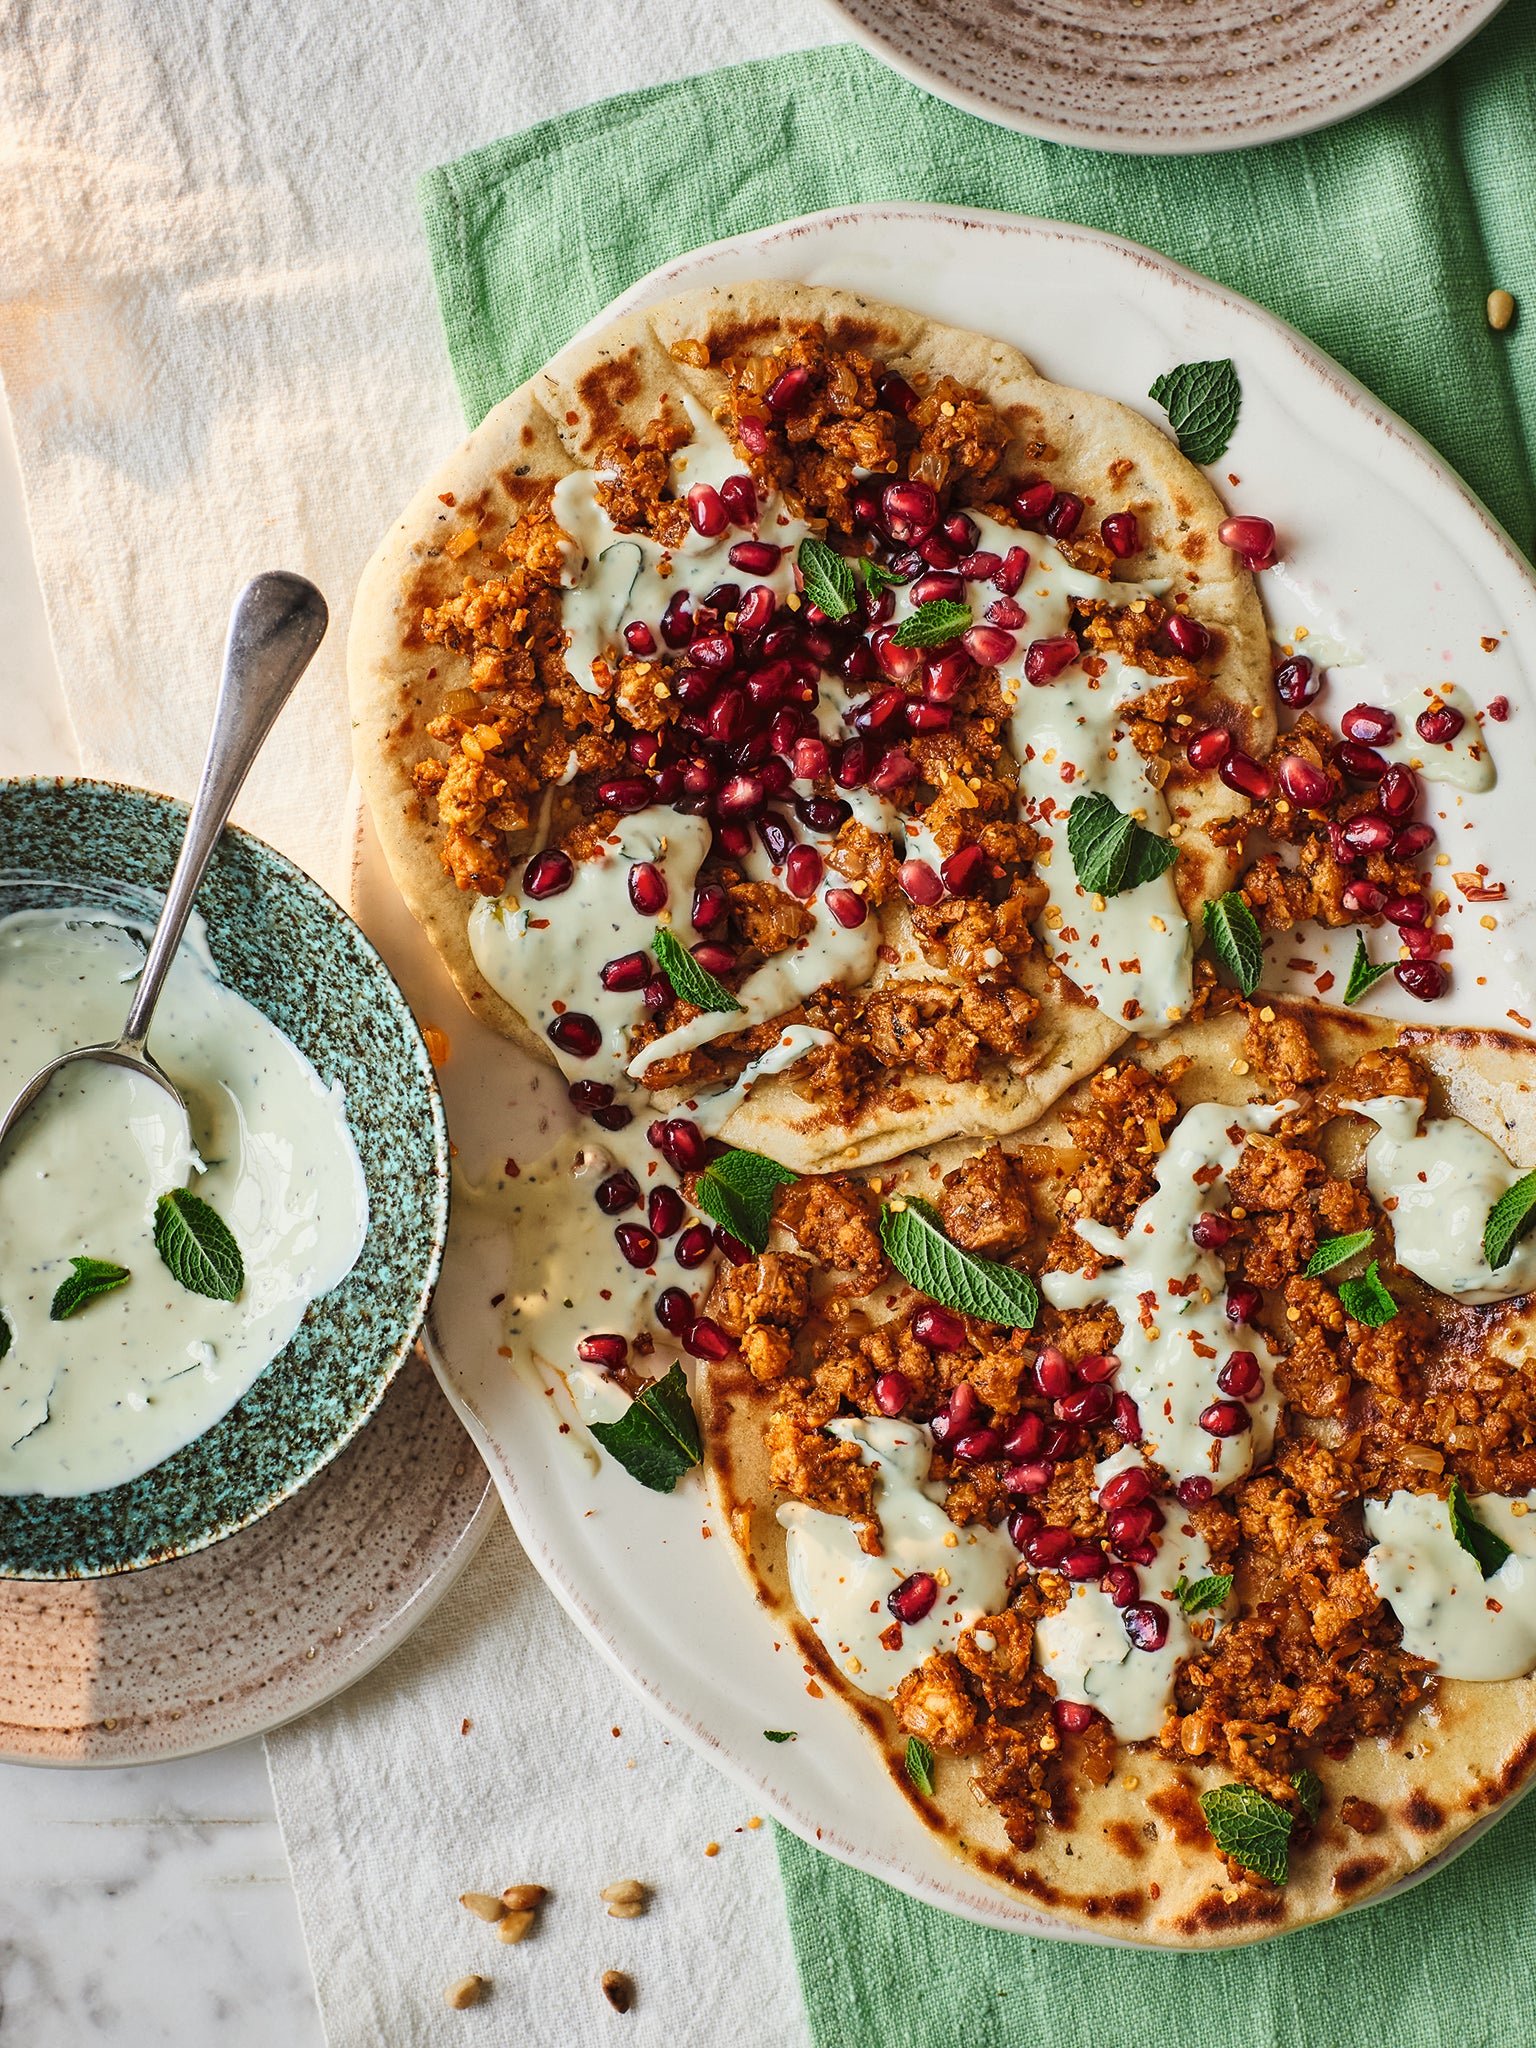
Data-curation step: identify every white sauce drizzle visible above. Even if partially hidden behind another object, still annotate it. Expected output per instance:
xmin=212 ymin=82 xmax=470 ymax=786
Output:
xmin=778 ymin=1418 xmax=1014 ymax=1697
xmin=1346 ymin=1095 xmax=1536 ymax=1304
xmin=1364 ymin=1489 xmax=1536 ymax=1678
xmin=1042 ymin=1100 xmax=1291 ymax=1489
xmin=0 ymin=912 xmax=368 ymax=1497
xmin=1377 ymin=679 xmax=1495 ymax=793
xmin=692 ymin=1025 xmax=836 ymax=1135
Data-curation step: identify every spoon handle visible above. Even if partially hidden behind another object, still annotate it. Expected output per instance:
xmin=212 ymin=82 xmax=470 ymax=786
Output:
xmin=121 ymin=572 xmax=328 ymax=1052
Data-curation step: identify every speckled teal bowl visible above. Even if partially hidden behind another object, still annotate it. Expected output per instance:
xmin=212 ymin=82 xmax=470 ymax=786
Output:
xmin=0 ymin=778 xmax=450 ymax=1579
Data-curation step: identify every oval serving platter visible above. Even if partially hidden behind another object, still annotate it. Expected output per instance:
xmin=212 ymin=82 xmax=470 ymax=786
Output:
xmin=0 ymin=777 xmax=450 ymax=1579
xmin=385 ymin=204 xmax=1536 ymax=1942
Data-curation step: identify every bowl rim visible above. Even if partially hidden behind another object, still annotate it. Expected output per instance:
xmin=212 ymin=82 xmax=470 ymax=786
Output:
xmin=0 ymin=772 xmax=451 ymax=1578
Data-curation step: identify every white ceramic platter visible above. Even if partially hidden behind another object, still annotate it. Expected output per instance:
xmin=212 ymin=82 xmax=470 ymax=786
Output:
xmin=371 ymin=204 xmax=1536 ymax=1940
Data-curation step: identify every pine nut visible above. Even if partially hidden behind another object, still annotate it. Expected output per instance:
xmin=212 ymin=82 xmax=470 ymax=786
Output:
xmin=601 ymin=1969 xmax=634 ymax=2013
xmin=606 ymin=1901 xmax=644 ymax=1919
xmin=444 ymin=1976 xmax=485 ymax=2010
xmin=458 ymin=1891 xmax=505 ymax=1923
xmin=496 ymin=1910 xmax=535 ymax=1944
xmin=600 ymin=1878 xmax=647 ymax=1906
xmin=501 ymin=1884 xmax=546 ymax=1911
xmin=1488 ymin=288 xmax=1517 ymax=332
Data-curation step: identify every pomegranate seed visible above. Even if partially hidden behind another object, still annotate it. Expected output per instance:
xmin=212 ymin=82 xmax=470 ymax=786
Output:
xmin=1101 ymin=1563 xmax=1139 ymax=1609
xmin=623 ymin=861 xmax=666 ymax=916
xmin=1113 ymin=1391 xmax=1142 ymax=1443
xmin=686 ymin=482 xmax=728 ymax=537
xmin=1026 ymin=1526 xmax=1077 ymax=1568
xmin=705 ymin=694 xmax=745 ymax=746
xmin=595 ymin=1170 xmax=641 ymax=1215
xmin=882 ymin=480 xmax=939 ymax=541
xmin=674 ymin=1224 xmax=714 ymax=1269
xmin=1056 ymin=1384 xmax=1112 ymax=1424
xmin=1034 ymin=1348 xmax=1072 ymax=1399
xmin=1342 ymin=880 xmax=1388 ymax=914
xmin=1024 ymin=636 xmax=1078 ymax=684
xmin=592 ymin=1105 xmax=633 ymax=1133
xmin=568 ymin=1080 xmax=614 ymax=1113
xmin=691 ymin=942 xmax=736 ymax=977
xmin=1378 ymin=763 xmax=1418 ymax=819
xmin=717 ymin=472 xmax=758 ymax=526
xmin=824 ymin=887 xmax=867 ymax=929
xmin=985 ymin=596 xmax=1027 ymax=630
xmin=737 ymin=584 xmax=776 ymax=637
xmin=1277 ymin=755 xmax=1332 ymax=806
xmin=1342 ymin=813 xmax=1394 ymax=854
xmin=662 ymin=1119 xmax=708 ymax=1171
xmin=940 ymin=844 xmax=987 ymax=895
xmin=1274 ymin=655 xmax=1319 ymax=706
xmin=1100 ymin=1465 xmax=1153 ymax=1511
xmin=1006 ymin=1460 xmax=1054 ymax=1497
xmin=993 ymin=545 xmax=1031 ymax=595
xmin=912 ymin=1304 xmax=966 ymax=1350
xmin=911 ymin=569 xmax=965 ymax=605
xmin=906 ymin=702 xmax=953 ymax=734
xmin=1101 ymin=511 xmax=1141 ymax=558
xmin=1384 ymin=894 xmax=1427 ymax=928
xmin=523 ymin=848 xmax=574 ymax=899
xmin=766 ymin=365 xmax=811 ymax=415
xmin=615 ymin=1223 xmax=659 ymax=1268
xmin=629 ymin=732 xmax=662 ymax=769
xmin=1123 ymin=1603 xmax=1170 ymax=1651
xmin=659 ymin=591 xmax=694 ymax=647
xmin=1341 ymin=704 xmax=1396 ymax=745
xmin=1226 ymin=1280 xmax=1261 ymax=1326
xmin=784 ymin=844 xmax=824 ymax=899
xmin=726 ymin=539 xmax=780 ymax=575
xmin=1177 ymin=1475 xmax=1214 ymax=1507
xmin=647 ymin=1186 xmax=685 ymax=1238
xmin=1191 ymin=1211 xmax=1232 ymax=1250
xmin=684 ymin=1317 xmax=732 ymax=1360
xmin=691 ymin=881 xmax=727 ymax=931
xmin=877 ymin=371 xmax=918 ymax=416
xmin=944 ymin=1385 xmax=984 ymax=1432
xmin=598 ymin=775 xmax=655 ymax=815
xmin=1393 ymin=822 xmax=1437 ymax=858
xmin=875 ymin=1371 xmax=911 ymax=1417
xmin=963 ymin=624 xmax=1017 ymax=666
xmin=954 ymin=1427 xmax=1003 ymax=1464
xmin=789 ymin=735 xmax=829 ymax=780
xmin=716 ymin=773 xmax=765 ymax=817
xmin=1396 ymin=959 xmax=1446 ymax=1000
xmin=923 ymin=648 xmax=974 ymax=702
xmin=1053 ymin=1698 xmax=1096 ymax=1733
xmin=1489 ymin=695 xmax=1511 ymax=721
xmin=1334 ymin=741 xmax=1387 ymax=782
xmin=887 ymin=1572 xmax=939 ymax=1625
xmin=753 ymin=815 xmax=792 ymax=868
xmin=577 ymin=1333 xmax=628 ymax=1371
xmin=1218 ymin=515 xmax=1277 ymax=566
xmin=869 ymin=749 xmax=919 ymax=796
xmin=1414 ymin=702 xmax=1465 ymax=744
xmin=960 ymin=549 xmax=1003 ymax=582
xmin=1403 ymin=925 xmax=1442 ymax=959
xmin=1199 ymin=1400 xmax=1250 ymax=1438
xmin=1061 ymin=1541 xmax=1105 ymax=1580
xmin=690 ymin=634 xmax=737 ymax=674
xmin=1218 ymin=1350 xmax=1263 ymax=1399
xmin=1107 ymin=1504 xmax=1156 ymax=1549
xmin=1163 ymin=613 xmax=1211 ymax=661
xmin=1186 ymin=725 xmax=1233 ymax=769
xmin=1044 ymin=492 xmax=1084 ymax=539
xmin=851 ymin=685 xmax=909 ymax=734
xmin=940 ymin=512 xmax=978 ymax=552
xmin=1220 ymin=751 xmax=1275 ymax=800
xmin=870 ymin=627 xmax=923 ymax=682
xmin=642 ymin=974 xmax=672 ymax=1011
xmin=548 ymin=1012 xmax=601 ymax=1058
xmin=1044 ymin=1419 xmax=1083 ymax=1461
xmin=1003 ymin=1412 xmax=1047 ymax=1458
xmin=1011 ymin=479 xmax=1056 ymax=525
xmin=655 ymin=1286 xmax=694 ymax=1336
xmin=1074 ymin=1353 xmax=1118 ymax=1384
xmin=714 ymin=1225 xmax=752 ymax=1266
xmin=600 ymin=951 xmax=651 ymax=993
xmin=624 ymin=621 xmax=656 ymax=656
xmin=738 ymin=415 xmax=769 ymax=455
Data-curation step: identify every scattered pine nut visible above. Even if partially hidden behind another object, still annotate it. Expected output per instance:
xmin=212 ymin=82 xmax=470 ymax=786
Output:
xmin=496 ymin=1910 xmax=535 ymax=1944
xmin=444 ymin=1976 xmax=485 ymax=2010
xmin=600 ymin=1878 xmax=647 ymax=1916
xmin=501 ymin=1884 xmax=546 ymax=1911
xmin=601 ymin=1969 xmax=634 ymax=2013
xmin=459 ymin=1892 xmax=505 ymax=1923
xmin=1488 ymin=288 xmax=1517 ymax=332
xmin=606 ymin=1900 xmax=644 ymax=1919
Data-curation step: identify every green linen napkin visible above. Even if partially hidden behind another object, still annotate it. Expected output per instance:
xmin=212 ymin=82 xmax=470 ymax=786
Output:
xmin=420 ymin=16 xmax=1536 ymax=2042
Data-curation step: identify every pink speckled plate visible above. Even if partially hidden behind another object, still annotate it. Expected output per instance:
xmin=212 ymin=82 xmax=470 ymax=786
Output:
xmin=0 ymin=1352 xmax=496 ymax=1765
xmin=826 ymin=0 xmax=1508 ymax=153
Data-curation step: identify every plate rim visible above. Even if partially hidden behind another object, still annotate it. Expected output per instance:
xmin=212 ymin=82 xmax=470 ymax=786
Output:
xmin=420 ymin=201 xmax=1536 ymax=1943
xmin=819 ymin=0 xmax=1513 ymax=155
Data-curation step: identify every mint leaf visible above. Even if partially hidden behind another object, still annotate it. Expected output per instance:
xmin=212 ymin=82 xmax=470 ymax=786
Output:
xmin=652 ymin=927 xmax=743 ymax=1015
xmin=1205 ymin=892 xmax=1263 ymax=996
xmin=1305 ymin=1230 xmax=1374 ymax=1278
xmin=1484 ymin=1169 xmax=1536 ymax=1271
xmin=154 ymin=1189 xmax=244 ymax=1302
xmin=1344 ymin=933 xmax=1394 ymax=1007
xmin=49 ymin=1255 xmax=130 ymax=1321
xmin=1066 ymin=792 xmax=1180 ymax=898
xmin=1175 ymin=1572 xmax=1233 ymax=1615
xmin=858 ymin=559 xmax=908 ymax=597
xmin=905 ymin=1735 xmax=936 ymax=1796
xmin=1198 ymin=1783 xmax=1292 ymax=1884
xmin=797 ymin=536 xmax=855 ymax=622
xmin=892 ymin=599 xmax=972 ymax=649
xmin=589 ymin=1362 xmax=702 ymax=1493
xmin=1448 ymin=1477 xmax=1513 ymax=1579
xmin=1148 ymin=359 xmax=1241 ymax=467
xmin=1337 ymin=1259 xmax=1397 ymax=1328
xmin=693 ymin=1147 xmax=797 ymax=1254
xmin=764 ymin=1729 xmax=797 ymax=1743
xmin=879 ymin=1198 xmax=1037 ymax=1329
xmin=1291 ymin=1768 xmax=1323 ymax=1826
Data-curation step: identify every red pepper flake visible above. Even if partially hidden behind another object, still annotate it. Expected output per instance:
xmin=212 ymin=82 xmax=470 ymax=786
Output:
xmin=461 ymin=1717 xmax=472 ymax=1735
xmin=1481 ymin=635 xmax=1501 ymax=653
xmin=1286 ymin=957 xmax=1317 ymax=972
xmin=1316 ymin=970 xmax=1336 ymax=994
xmin=805 ymin=1680 xmax=824 ymax=1698
xmin=1509 ymin=1009 xmax=1533 ymax=1030
xmin=551 ymin=997 xmax=567 ymax=1012
xmin=1489 ymin=695 xmax=1510 ymax=720
xmin=879 ymin=1622 xmax=903 ymax=1652
xmin=438 ymin=492 xmax=456 ymax=506
xmin=504 ymin=1157 xmax=520 ymax=1177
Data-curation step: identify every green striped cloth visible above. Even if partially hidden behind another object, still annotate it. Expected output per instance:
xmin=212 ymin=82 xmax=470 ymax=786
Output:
xmin=420 ymin=16 xmax=1536 ymax=2040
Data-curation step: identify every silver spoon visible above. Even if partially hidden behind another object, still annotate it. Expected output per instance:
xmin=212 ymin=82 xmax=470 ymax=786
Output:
xmin=0 ymin=571 xmax=328 ymax=1152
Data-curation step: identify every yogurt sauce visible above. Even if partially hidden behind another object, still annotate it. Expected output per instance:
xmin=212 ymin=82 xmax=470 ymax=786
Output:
xmin=1346 ymin=1095 xmax=1536 ymax=1304
xmin=1043 ymin=1099 xmax=1291 ymax=1489
xmin=1364 ymin=1489 xmax=1536 ymax=1678
xmin=778 ymin=1418 xmax=1014 ymax=1695
xmin=0 ymin=910 xmax=368 ymax=1498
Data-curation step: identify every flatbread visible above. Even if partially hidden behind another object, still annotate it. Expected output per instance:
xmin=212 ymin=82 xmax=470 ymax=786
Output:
xmin=702 ymin=999 xmax=1536 ymax=1945
xmin=349 ymin=282 xmax=1274 ymax=1170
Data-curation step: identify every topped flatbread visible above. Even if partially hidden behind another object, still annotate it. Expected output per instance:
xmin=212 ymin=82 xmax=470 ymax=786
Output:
xmin=349 ymin=282 xmax=1274 ymax=1169
xmin=701 ymin=997 xmax=1536 ymax=1943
